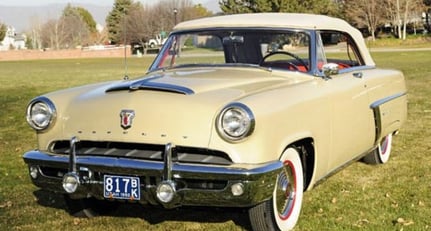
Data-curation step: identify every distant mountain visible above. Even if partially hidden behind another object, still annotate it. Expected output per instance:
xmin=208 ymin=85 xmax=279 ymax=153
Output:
xmin=0 ymin=4 xmax=112 ymax=33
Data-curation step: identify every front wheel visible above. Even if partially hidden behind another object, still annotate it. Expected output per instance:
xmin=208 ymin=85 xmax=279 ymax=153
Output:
xmin=362 ymin=133 xmax=393 ymax=165
xmin=248 ymin=147 xmax=304 ymax=231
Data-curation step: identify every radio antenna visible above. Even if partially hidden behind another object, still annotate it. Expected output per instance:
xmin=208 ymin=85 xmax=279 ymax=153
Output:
xmin=123 ymin=12 xmax=129 ymax=80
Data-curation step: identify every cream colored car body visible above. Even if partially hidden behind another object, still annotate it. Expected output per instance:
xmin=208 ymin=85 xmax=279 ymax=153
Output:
xmin=36 ymin=65 xmax=406 ymax=187
xmin=23 ymin=13 xmax=407 ymax=230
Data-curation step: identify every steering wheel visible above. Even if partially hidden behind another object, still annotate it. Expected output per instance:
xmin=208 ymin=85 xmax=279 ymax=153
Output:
xmin=260 ymin=51 xmax=308 ymax=71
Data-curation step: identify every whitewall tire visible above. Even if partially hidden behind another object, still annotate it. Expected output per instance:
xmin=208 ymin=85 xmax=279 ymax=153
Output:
xmin=249 ymin=147 xmax=304 ymax=231
xmin=363 ymin=134 xmax=393 ymax=165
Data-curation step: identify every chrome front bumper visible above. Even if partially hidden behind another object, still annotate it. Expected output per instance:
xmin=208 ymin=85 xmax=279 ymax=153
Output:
xmin=23 ymin=139 xmax=282 ymax=209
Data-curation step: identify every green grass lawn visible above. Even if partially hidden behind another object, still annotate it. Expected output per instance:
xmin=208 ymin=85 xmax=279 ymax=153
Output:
xmin=367 ymin=35 xmax=431 ymax=49
xmin=1 ymin=51 xmax=430 ymax=230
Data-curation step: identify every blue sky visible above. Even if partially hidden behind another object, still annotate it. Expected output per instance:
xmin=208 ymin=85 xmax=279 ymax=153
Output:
xmin=0 ymin=0 xmax=215 ymax=7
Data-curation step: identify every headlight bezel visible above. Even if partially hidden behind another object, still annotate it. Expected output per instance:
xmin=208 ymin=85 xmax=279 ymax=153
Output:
xmin=26 ymin=96 xmax=57 ymax=131
xmin=216 ymin=102 xmax=255 ymax=143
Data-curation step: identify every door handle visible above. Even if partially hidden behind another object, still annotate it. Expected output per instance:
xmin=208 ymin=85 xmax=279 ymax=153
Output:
xmin=353 ymin=72 xmax=363 ymax=78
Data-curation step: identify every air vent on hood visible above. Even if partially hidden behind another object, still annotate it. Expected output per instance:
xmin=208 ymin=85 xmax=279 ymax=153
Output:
xmin=106 ymin=77 xmax=194 ymax=95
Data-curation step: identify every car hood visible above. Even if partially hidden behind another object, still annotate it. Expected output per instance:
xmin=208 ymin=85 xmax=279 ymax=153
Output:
xmin=52 ymin=67 xmax=309 ymax=147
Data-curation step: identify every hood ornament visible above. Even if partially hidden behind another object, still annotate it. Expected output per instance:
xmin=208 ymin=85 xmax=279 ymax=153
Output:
xmin=120 ymin=110 xmax=135 ymax=129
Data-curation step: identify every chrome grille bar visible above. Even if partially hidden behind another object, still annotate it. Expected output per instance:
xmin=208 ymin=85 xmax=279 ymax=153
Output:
xmin=69 ymin=136 xmax=79 ymax=173
xmin=163 ymin=143 xmax=176 ymax=181
xmin=52 ymin=140 xmax=232 ymax=165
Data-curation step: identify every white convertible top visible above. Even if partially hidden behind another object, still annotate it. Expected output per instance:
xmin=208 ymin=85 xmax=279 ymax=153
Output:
xmin=174 ymin=13 xmax=375 ymax=66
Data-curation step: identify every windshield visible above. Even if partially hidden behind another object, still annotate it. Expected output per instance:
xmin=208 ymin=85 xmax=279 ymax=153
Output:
xmin=149 ymin=29 xmax=310 ymax=72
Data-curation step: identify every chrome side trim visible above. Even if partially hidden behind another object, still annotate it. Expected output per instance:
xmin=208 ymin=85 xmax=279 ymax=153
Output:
xmin=338 ymin=65 xmax=375 ymax=74
xmin=370 ymin=92 xmax=407 ymax=143
xmin=370 ymin=92 xmax=407 ymax=109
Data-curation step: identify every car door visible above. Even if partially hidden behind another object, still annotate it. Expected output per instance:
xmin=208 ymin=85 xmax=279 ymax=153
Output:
xmin=327 ymin=71 xmax=375 ymax=170
xmin=317 ymin=31 xmax=376 ymax=171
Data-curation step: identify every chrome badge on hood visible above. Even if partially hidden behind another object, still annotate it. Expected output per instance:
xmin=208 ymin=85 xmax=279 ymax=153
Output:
xmin=120 ymin=110 xmax=135 ymax=129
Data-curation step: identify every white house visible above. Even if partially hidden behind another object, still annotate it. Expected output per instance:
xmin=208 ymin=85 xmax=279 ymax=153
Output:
xmin=0 ymin=26 xmax=26 ymax=51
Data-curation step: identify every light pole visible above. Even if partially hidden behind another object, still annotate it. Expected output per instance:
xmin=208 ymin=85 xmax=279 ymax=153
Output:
xmin=173 ymin=8 xmax=178 ymax=25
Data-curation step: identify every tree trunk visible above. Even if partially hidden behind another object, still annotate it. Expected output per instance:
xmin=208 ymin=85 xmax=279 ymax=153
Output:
xmin=370 ymin=25 xmax=376 ymax=41
xmin=402 ymin=0 xmax=410 ymax=40
xmin=396 ymin=0 xmax=402 ymax=39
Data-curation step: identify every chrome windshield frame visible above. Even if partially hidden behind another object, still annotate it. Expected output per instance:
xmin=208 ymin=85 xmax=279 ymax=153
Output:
xmin=148 ymin=28 xmax=317 ymax=75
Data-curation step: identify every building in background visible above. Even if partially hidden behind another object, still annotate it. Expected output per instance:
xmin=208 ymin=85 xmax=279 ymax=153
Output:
xmin=0 ymin=26 xmax=26 ymax=51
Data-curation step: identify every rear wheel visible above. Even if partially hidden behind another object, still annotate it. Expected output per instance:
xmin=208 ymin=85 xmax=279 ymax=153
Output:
xmin=362 ymin=134 xmax=393 ymax=165
xmin=248 ymin=147 xmax=304 ymax=231
xmin=63 ymin=195 xmax=118 ymax=218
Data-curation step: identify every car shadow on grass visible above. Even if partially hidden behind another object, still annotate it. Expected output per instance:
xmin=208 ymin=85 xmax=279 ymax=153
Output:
xmin=33 ymin=189 xmax=252 ymax=230
xmin=33 ymin=189 xmax=67 ymax=210
xmin=115 ymin=203 xmax=252 ymax=229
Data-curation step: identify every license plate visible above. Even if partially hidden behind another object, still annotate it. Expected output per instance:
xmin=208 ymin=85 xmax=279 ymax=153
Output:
xmin=104 ymin=175 xmax=140 ymax=200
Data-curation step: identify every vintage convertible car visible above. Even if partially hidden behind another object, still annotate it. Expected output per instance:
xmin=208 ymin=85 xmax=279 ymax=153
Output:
xmin=23 ymin=13 xmax=407 ymax=230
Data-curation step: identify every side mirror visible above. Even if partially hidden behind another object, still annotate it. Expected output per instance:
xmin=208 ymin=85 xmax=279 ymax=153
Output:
xmin=322 ymin=63 xmax=339 ymax=79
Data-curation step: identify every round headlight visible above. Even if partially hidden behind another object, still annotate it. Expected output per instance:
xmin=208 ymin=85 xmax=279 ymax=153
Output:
xmin=26 ymin=97 xmax=56 ymax=131
xmin=216 ymin=103 xmax=255 ymax=142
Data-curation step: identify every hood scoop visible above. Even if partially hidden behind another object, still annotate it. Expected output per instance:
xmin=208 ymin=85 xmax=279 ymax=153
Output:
xmin=106 ymin=76 xmax=194 ymax=95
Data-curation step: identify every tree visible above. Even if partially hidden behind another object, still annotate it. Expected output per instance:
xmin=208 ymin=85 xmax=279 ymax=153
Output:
xmin=106 ymin=0 xmax=135 ymax=44
xmin=41 ymin=19 xmax=64 ymax=49
xmin=424 ymin=0 xmax=431 ymax=30
xmin=0 ymin=22 xmax=7 ymax=42
xmin=172 ymin=0 xmax=212 ymax=22
xmin=385 ymin=0 xmax=425 ymax=39
xmin=39 ymin=4 xmax=92 ymax=50
xmin=27 ymin=16 xmax=43 ymax=49
xmin=39 ymin=4 xmax=94 ymax=49
xmin=124 ymin=4 xmax=152 ymax=47
xmin=61 ymin=4 xmax=91 ymax=47
xmin=76 ymin=7 xmax=97 ymax=33
xmin=192 ymin=4 xmax=213 ymax=17
xmin=63 ymin=4 xmax=96 ymax=33
xmin=123 ymin=0 xmax=212 ymax=47
xmin=343 ymin=0 xmax=384 ymax=41
xmin=147 ymin=0 xmax=198 ymax=34
xmin=219 ymin=0 xmax=340 ymax=15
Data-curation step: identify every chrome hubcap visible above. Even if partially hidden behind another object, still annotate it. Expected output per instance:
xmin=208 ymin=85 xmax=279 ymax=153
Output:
xmin=275 ymin=162 xmax=296 ymax=218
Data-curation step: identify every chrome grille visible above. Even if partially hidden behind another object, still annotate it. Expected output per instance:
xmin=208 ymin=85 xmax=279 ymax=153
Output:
xmin=50 ymin=141 xmax=232 ymax=165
